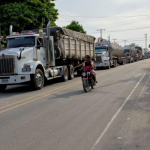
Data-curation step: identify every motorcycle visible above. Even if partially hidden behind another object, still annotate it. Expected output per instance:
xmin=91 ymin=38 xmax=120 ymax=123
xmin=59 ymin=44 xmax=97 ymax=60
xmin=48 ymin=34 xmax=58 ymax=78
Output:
xmin=81 ymin=69 xmax=95 ymax=92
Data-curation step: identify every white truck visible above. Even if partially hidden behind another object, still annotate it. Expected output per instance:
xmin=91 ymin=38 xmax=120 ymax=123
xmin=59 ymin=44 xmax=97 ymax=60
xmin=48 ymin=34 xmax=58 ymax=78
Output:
xmin=95 ymin=41 xmax=125 ymax=69
xmin=0 ymin=22 xmax=95 ymax=91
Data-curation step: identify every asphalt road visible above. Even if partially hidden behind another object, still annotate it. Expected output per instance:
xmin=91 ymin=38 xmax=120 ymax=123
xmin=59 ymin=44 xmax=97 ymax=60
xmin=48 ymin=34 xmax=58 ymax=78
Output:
xmin=0 ymin=59 xmax=150 ymax=150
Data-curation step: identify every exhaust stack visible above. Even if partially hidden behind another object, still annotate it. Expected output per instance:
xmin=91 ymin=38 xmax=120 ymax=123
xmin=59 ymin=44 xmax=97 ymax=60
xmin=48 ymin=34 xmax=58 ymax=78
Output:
xmin=10 ymin=25 xmax=13 ymax=36
xmin=47 ymin=21 xmax=51 ymax=64
xmin=46 ymin=21 xmax=55 ymax=66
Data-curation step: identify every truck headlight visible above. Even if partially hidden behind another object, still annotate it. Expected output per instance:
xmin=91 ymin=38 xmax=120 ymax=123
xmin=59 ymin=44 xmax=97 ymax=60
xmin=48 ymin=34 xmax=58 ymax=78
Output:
xmin=22 ymin=68 xmax=31 ymax=72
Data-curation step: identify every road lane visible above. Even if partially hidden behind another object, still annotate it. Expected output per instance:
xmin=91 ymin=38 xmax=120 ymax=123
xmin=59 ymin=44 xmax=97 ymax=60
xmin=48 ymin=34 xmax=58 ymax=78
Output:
xmin=0 ymin=60 xmax=142 ymax=111
xmin=0 ymin=59 xmax=150 ymax=150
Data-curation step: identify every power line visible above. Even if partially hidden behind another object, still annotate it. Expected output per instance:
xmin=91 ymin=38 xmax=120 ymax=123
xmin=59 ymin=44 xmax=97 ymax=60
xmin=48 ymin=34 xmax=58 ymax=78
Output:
xmin=123 ymin=40 xmax=127 ymax=46
xmin=117 ymin=37 xmax=150 ymax=41
xmin=85 ymin=17 xmax=148 ymax=33
xmin=58 ymin=13 xmax=97 ymax=31
xmin=97 ymin=29 xmax=105 ymax=39
xmin=68 ymin=15 xmax=150 ymax=18
xmin=107 ymin=26 xmax=150 ymax=32
xmin=59 ymin=11 xmax=98 ymax=29
xmin=87 ymin=26 xmax=150 ymax=34
xmin=112 ymin=39 xmax=117 ymax=43
xmin=58 ymin=14 xmax=97 ymax=32
xmin=104 ymin=17 xmax=148 ymax=28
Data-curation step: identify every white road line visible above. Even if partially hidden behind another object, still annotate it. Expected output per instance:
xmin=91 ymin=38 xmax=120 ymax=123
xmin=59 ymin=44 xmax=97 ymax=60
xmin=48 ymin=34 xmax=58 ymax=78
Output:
xmin=91 ymin=73 xmax=146 ymax=150
xmin=137 ymin=75 xmax=150 ymax=102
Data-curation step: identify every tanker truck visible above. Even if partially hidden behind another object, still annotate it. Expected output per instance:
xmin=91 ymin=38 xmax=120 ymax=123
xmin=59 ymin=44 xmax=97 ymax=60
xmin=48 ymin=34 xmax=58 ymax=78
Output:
xmin=0 ymin=21 xmax=95 ymax=91
xmin=95 ymin=41 xmax=125 ymax=69
xmin=123 ymin=45 xmax=139 ymax=63
xmin=135 ymin=46 xmax=144 ymax=60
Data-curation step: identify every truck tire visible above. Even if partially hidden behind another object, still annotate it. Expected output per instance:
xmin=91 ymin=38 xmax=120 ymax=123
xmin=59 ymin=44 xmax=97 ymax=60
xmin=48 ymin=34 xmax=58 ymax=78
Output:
xmin=0 ymin=84 xmax=7 ymax=92
xmin=129 ymin=59 xmax=131 ymax=63
xmin=31 ymin=69 xmax=44 ymax=90
xmin=114 ymin=60 xmax=117 ymax=67
xmin=62 ymin=66 xmax=69 ymax=81
xmin=115 ymin=60 xmax=118 ymax=67
xmin=68 ymin=65 xmax=74 ymax=80
xmin=122 ymin=59 xmax=125 ymax=65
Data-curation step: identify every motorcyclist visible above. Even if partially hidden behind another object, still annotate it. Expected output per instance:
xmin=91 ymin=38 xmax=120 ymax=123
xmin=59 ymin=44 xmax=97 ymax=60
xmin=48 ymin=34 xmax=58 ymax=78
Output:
xmin=74 ymin=55 xmax=97 ymax=85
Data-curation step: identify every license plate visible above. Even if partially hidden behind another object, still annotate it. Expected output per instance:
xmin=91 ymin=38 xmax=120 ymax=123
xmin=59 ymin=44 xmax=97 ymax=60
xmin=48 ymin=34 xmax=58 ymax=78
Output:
xmin=2 ymin=79 xmax=8 ymax=83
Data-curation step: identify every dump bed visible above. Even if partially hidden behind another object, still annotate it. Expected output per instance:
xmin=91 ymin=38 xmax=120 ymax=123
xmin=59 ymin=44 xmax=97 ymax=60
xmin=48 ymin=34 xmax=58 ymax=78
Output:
xmin=21 ymin=27 xmax=96 ymax=61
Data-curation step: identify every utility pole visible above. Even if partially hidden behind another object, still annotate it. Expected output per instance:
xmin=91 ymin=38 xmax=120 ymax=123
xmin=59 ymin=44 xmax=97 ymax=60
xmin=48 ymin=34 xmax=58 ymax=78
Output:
xmin=108 ymin=35 xmax=110 ymax=41
xmin=144 ymin=34 xmax=147 ymax=50
xmin=112 ymin=38 xmax=117 ymax=43
xmin=123 ymin=40 xmax=127 ymax=46
xmin=97 ymin=29 xmax=105 ymax=39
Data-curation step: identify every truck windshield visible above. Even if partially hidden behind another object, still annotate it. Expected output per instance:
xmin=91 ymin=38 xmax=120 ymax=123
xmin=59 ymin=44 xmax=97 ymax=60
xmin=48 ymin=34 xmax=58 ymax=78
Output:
xmin=95 ymin=47 xmax=106 ymax=52
xmin=124 ymin=49 xmax=129 ymax=53
xmin=7 ymin=37 xmax=35 ymax=48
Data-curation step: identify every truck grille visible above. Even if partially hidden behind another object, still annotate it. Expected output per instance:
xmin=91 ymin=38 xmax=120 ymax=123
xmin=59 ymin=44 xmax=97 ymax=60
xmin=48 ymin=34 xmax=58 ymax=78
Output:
xmin=96 ymin=55 xmax=102 ymax=63
xmin=0 ymin=55 xmax=15 ymax=75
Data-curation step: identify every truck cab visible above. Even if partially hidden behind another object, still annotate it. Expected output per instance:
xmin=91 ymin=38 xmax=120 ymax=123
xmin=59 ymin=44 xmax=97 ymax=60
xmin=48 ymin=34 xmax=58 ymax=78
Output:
xmin=95 ymin=46 xmax=110 ymax=69
xmin=0 ymin=22 xmax=63 ymax=91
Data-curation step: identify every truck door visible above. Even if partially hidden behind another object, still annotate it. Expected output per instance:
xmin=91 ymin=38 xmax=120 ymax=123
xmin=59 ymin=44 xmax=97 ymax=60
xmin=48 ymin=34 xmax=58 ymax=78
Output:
xmin=37 ymin=37 xmax=46 ymax=66
xmin=109 ymin=47 xmax=112 ymax=59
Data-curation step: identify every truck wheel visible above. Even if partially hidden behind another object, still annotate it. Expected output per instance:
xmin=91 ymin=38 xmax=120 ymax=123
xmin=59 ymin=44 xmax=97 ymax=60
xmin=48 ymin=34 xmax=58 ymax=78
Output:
xmin=68 ymin=65 xmax=74 ymax=80
xmin=115 ymin=60 xmax=118 ymax=67
xmin=122 ymin=59 xmax=125 ymax=65
xmin=62 ymin=66 xmax=69 ymax=81
xmin=0 ymin=85 xmax=7 ymax=92
xmin=31 ymin=69 xmax=44 ymax=90
xmin=114 ymin=60 xmax=117 ymax=67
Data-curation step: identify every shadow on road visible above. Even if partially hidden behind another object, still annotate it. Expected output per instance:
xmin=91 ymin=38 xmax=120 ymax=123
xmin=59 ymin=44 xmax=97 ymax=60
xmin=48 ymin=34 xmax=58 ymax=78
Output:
xmin=0 ymin=75 xmax=81 ymax=99
xmin=50 ymin=90 xmax=87 ymax=99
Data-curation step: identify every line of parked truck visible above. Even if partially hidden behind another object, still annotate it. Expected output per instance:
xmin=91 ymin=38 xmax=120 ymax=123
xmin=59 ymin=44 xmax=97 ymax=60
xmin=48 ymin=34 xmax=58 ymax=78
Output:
xmin=94 ymin=40 xmax=150 ymax=69
xmin=0 ymin=22 xmax=149 ymax=91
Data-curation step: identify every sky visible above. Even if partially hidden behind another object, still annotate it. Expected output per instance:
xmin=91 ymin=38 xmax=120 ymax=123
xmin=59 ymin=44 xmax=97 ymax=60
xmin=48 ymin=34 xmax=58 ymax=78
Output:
xmin=54 ymin=0 xmax=150 ymax=49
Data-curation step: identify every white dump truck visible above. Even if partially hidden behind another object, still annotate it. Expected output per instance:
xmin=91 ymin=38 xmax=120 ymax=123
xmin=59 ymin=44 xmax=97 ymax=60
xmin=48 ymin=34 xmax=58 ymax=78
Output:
xmin=95 ymin=41 xmax=125 ymax=69
xmin=0 ymin=22 xmax=95 ymax=91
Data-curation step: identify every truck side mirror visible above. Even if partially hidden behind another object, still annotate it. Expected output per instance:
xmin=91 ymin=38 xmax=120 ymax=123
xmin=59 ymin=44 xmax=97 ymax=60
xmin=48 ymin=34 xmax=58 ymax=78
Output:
xmin=19 ymin=47 xmax=24 ymax=52
xmin=18 ymin=47 xmax=24 ymax=60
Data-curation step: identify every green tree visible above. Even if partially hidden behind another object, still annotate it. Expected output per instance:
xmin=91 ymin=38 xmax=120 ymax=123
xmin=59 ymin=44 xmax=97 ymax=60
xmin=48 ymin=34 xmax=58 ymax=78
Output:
xmin=0 ymin=0 xmax=58 ymax=36
xmin=64 ymin=21 xmax=86 ymax=34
